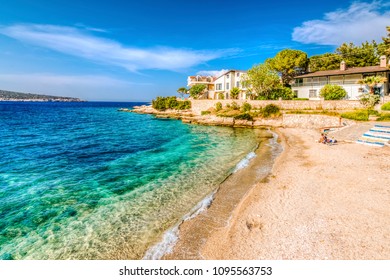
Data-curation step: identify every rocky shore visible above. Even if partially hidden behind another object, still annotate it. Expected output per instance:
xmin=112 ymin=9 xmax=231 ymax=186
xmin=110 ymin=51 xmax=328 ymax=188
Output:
xmin=130 ymin=105 xmax=350 ymax=129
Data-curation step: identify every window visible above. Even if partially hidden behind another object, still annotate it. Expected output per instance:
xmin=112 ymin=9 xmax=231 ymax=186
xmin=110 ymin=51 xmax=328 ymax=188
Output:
xmin=216 ymin=83 xmax=222 ymax=90
xmin=226 ymin=74 xmax=230 ymax=79
xmin=226 ymin=83 xmax=230 ymax=90
xmin=236 ymin=81 xmax=240 ymax=88
xmin=309 ymin=89 xmax=317 ymax=98
xmin=237 ymin=72 xmax=240 ymax=77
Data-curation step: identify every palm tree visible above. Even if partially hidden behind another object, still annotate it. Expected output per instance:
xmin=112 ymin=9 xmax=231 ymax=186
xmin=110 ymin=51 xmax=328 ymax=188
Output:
xmin=358 ymin=76 xmax=387 ymax=94
xmin=177 ymin=87 xmax=188 ymax=99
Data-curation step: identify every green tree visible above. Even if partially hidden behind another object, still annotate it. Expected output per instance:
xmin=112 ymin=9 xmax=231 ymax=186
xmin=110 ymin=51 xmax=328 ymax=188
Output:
xmin=337 ymin=41 xmax=379 ymax=67
xmin=378 ymin=26 xmax=390 ymax=57
xmin=177 ymin=87 xmax=188 ymax=98
xmin=309 ymin=41 xmax=382 ymax=71
xmin=358 ymin=76 xmax=388 ymax=94
xmin=309 ymin=53 xmax=342 ymax=72
xmin=319 ymin=84 xmax=347 ymax=100
xmin=230 ymin=87 xmax=240 ymax=99
xmin=189 ymin=84 xmax=206 ymax=99
xmin=241 ymin=63 xmax=281 ymax=99
xmin=267 ymin=49 xmax=308 ymax=86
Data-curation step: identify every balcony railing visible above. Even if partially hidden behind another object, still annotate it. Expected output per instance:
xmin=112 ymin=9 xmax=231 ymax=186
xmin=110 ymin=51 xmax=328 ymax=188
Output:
xmin=293 ymin=80 xmax=361 ymax=87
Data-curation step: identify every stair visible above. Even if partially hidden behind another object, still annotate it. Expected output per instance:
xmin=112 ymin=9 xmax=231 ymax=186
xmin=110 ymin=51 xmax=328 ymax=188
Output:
xmin=356 ymin=125 xmax=390 ymax=147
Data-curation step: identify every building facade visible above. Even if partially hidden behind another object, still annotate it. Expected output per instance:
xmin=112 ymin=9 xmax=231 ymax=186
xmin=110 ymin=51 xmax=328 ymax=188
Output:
xmin=292 ymin=56 xmax=390 ymax=100
xmin=187 ymin=70 xmax=248 ymax=99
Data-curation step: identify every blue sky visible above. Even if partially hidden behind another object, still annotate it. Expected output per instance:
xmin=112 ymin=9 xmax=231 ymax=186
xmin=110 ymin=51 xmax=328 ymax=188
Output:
xmin=0 ymin=0 xmax=389 ymax=101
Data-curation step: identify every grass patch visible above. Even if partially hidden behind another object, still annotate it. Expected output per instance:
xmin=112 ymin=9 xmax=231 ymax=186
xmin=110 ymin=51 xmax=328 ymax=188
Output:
xmin=284 ymin=110 xmax=340 ymax=116
xmin=201 ymin=110 xmax=211 ymax=115
xmin=381 ymin=102 xmax=390 ymax=111
xmin=341 ymin=110 xmax=369 ymax=121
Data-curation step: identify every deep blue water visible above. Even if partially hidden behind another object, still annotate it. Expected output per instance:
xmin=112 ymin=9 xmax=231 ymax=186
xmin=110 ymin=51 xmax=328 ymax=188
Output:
xmin=0 ymin=102 xmax=261 ymax=259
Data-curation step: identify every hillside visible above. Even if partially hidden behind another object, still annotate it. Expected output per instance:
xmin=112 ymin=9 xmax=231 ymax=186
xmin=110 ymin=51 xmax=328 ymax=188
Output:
xmin=0 ymin=89 xmax=84 ymax=102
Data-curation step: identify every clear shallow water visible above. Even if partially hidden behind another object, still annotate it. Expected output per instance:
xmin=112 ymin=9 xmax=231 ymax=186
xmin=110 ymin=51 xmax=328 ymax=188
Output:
xmin=0 ymin=102 xmax=267 ymax=259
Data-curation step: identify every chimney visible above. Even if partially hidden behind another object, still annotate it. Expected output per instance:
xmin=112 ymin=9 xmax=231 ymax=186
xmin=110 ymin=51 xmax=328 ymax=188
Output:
xmin=380 ymin=55 xmax=387 ymax=68
xmin=340 ymin=60 xmax=346 ymax=71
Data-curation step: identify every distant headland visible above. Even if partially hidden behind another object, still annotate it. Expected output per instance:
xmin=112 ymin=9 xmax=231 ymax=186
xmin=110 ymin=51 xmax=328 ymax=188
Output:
xmin=0 ymin=89 xmax=84 ymax=102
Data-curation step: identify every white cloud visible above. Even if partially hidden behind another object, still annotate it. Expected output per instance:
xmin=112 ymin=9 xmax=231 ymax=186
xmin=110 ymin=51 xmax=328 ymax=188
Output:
xmin=0 ymin=24 xmax=237 ymax=72
xmin=196 ymin=69 xmax=229 ymax=77
xmin=292 ymin=1 xmax=390 ymax=45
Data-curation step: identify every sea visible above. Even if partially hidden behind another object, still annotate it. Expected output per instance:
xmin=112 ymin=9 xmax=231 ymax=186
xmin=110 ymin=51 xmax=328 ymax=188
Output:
xmin=0 ymin=101 xmax=279 ymax=260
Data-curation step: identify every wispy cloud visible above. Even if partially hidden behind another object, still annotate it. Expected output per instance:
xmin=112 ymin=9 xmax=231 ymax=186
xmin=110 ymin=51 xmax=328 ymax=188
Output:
xmin=292 ymin=1 xmax=390 ymax=46
xmin=196 ymin=69 xmax=229 ymax=77
xmin=0 ymin=24 xmax=238 ymax=72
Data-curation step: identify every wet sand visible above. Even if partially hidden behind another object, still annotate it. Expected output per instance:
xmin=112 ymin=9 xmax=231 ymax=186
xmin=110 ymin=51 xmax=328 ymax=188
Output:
xmin=166 ymin=127 xmax=390 ymax=260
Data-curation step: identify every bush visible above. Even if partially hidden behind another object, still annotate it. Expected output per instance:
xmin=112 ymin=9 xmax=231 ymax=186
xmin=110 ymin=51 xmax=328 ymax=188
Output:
xmin=234 ymin=113 xmax=253 ymax=121
xmin=230 ymin=101 xmax=240 ymax=110
xmin=241 ymin=102 xmax=252 ymax=112
xmin=359 ymin=93 xmax=380 ymax=109
xmin=271 ymin=87 xmax=294 ymax=100
xmin=175 ymin=100 xmax=191 ymax=110
xmin=215 ymin=102 xmax=222 ymax=111
xmin=293 ymin=98 xmax=309 ymax=100
xmin=319 ymin=84 xmax=347 ymax=100
xmin=218 ymin=92 xmax=225 ymax=100
xmin=152 ymin=96 xmax=191 ymax=111
xmin=341 ymin=110 xmax=369 ymax=121
xmin=262 ymin=104 xmax=280 ymax=117
xmin=201 ymin=111 xmax=211 ymax=115
xmin=381 ymin=102 xmax=390 ymax=111
xmin=377 ymin=113 xmax=390 ymax=121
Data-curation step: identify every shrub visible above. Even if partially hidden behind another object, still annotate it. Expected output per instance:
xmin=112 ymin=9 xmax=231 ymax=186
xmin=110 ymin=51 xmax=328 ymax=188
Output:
xmin=176 ymin=100 xmax=191 ymax=110
xmin=359 ymin=93 xmax=380 ymax=109
xmin=218 ymin=92 xmax=225 ymax=100
xmin=230 ymin=101 xmax=240 ymax=110
xmin=377 ymin=113 xmax=390 ymax=121
xmin=271 ymin=87 xmax=294 ymax=100
xmin=215 ymin=102 xmax=222 ymax=111
xmin=381 ymin=102 xmax=390 ymax=111
xmin=319 ymin=84 xmax=347 ymax=100
xmin=241 ymin=102 xmax=252 ymax=112
xmin=293 ymin=98 xmax=309 ymax=100
xmin=201 ymin=111 xmax=211 ymax=115
xmin=262 ymin=104 xmax=280 ymax=117
xmin=230 ymin=87 xmax=240 ymax=99
xmin=234 ymin=113 xmax=253 ymax=121
xmin=152 ymin=96 xmax=191 ymax=111
xmin=341 ymin=110 xmax=369 ymax=121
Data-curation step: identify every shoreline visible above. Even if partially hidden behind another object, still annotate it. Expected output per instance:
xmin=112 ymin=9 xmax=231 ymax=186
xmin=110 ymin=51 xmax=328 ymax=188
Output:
xmin=159 ymin=130 xmax=282 ymax=259
xmin=197 ymin=127 xmax=390 ymax=259
xmin=131 ymin=105 xmax=390 ymax=260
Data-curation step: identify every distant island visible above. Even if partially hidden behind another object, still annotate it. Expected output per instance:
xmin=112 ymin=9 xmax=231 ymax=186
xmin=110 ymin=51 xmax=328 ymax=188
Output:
xmin=0 ymin=89 xmax=84 ymax=102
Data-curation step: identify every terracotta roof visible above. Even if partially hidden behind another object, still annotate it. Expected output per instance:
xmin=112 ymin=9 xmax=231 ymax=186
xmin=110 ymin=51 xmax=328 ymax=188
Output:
xmin=296 ymin=66 xmax=389 ymax=78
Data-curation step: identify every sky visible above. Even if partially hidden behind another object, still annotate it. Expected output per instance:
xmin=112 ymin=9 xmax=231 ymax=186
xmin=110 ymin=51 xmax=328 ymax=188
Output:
xmin=0 ymin=0 xmax=389 ymax=101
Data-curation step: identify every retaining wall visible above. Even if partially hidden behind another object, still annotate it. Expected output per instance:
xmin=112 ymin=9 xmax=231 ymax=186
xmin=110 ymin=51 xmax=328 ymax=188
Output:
xmin=191 ymin=99 xmax=364 ymax=115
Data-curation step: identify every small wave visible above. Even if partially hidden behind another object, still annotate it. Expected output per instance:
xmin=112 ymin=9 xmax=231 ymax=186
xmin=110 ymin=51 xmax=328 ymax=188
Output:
xmin=143 ymin=192 xmax=215 ymax=260
xmin=232 ymin=152 xmax=256 ymax=173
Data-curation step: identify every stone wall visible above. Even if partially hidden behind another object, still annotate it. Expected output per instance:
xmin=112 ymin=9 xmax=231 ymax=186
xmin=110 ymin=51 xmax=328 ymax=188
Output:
xmin=282 ymin=114 xmax=343 ymax=129
xmin=191 ymin=99 xmax=364 ymax=115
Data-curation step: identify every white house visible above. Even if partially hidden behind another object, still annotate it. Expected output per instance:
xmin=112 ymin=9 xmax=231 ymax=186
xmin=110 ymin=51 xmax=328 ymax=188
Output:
xmin=187 ymin=70 xmax=248 ymax=99
xmin=292 ymin=56 xmax=390 ymax=100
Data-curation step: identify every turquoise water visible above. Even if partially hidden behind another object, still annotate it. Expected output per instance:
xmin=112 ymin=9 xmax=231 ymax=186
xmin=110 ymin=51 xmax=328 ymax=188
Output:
xmin=0 ymin=102 xmax=266 ymax=259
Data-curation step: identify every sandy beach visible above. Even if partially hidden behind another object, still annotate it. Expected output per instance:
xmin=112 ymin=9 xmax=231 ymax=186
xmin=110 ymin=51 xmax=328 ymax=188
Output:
xmin=166 ymin=123 xmax=390 ymax=260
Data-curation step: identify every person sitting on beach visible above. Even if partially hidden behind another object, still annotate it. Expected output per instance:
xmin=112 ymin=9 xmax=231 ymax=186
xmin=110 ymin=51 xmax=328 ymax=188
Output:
xmin=318 ymin=133 xmax=326 ymax=144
